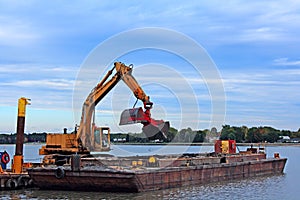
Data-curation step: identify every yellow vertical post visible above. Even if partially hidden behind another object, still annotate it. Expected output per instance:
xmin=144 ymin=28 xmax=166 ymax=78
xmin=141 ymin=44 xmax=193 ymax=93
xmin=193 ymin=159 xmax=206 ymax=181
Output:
xmin=12 ymin=97 xmax=30 ymax=174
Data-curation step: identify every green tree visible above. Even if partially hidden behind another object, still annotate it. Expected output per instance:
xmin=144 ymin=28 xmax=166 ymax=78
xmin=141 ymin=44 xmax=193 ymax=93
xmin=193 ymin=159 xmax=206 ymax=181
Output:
xmin=220 ymin=125 xmax=231 ymax=140
xmin=193 ymin=130 xmax=206 ymax=143
xmin=281 ymin=130 xmax=291 ymax=137
xmin=232 ymin=126 xmax=245 ymax=143
xmin=247 ymin=127 xmax=263 ymax=143
xmin=166 ymin=127 xmax=178 ymax=142
xmin=261 ymin=126 xmax=280 ymax=143
xmin=178 ymin=127 xmax=194 ymax=143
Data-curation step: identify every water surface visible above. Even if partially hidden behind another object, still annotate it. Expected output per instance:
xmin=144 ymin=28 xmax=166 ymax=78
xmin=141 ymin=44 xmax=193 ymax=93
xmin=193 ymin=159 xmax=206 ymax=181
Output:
xmin=0 ymin=144 xmax=298 ymax=199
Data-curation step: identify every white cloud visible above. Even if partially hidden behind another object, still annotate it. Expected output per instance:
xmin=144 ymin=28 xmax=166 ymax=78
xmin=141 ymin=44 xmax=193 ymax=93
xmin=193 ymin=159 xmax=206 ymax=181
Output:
xmin=273 ymin=58 xmax=300 ymax=66
xmin=1 ymin=79 xmax=74 ymax=90
xmin=239 ymin=27 xmax=284 ymax=42
xmin=0 ymin=64 xmax=77 ymax=75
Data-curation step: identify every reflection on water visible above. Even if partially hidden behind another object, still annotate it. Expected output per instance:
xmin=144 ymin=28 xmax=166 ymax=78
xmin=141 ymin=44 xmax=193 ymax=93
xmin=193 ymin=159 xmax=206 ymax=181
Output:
xmin=0 ymin=175 xmax=287 ymax=200
xmin=0 ymin=144 xmax=299 ymax=199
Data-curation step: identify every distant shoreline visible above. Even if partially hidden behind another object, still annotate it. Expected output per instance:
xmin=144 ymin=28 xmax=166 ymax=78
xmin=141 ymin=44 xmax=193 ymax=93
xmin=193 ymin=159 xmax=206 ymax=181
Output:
xmin=112 ymin=142 xmax=300 ymax=146
xmin=0 ymin=142 xmax=299 ymax=147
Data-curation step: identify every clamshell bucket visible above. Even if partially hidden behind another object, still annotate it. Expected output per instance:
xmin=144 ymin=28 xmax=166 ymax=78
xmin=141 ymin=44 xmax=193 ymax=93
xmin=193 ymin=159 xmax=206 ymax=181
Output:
xmin=120 ymin=107 xmax=170 ymax=141
xmin=119 ymin=107 xmax=147 ymax=125
xmin=142 ymin=121 xmax=170 ymax=141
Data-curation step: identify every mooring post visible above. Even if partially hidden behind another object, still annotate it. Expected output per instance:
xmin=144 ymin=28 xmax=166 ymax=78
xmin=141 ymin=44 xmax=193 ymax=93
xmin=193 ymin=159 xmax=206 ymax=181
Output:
xmin=12 ymin=97 xmax=31 ymax=174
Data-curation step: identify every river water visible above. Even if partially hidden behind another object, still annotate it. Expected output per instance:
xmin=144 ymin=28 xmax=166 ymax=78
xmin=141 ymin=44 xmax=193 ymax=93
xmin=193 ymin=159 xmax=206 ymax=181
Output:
xmin=0 ymin=144 xmax=299 ymax=200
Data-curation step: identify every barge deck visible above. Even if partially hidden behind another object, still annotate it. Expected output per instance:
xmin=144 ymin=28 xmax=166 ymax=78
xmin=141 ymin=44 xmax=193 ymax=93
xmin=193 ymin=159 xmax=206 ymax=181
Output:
xmin=28 ymin=152 xmax=287 ymax=192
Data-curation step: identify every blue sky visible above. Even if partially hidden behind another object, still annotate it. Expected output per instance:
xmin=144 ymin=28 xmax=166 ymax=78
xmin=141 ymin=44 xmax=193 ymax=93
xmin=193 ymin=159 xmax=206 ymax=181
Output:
xmin=1 ymin=0 xmax=300 ymax=133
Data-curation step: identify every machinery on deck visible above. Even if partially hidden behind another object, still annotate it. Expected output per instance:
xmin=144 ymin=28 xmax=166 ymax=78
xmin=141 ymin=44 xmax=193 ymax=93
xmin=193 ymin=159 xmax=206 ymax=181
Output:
xmin=39 ymin=62 xmax=169 ymax=158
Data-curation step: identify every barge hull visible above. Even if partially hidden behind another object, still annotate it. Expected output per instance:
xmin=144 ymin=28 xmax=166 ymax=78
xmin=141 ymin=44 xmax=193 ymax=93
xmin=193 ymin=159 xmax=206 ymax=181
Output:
xmin=135 ymin=158 xmax=286 ymax=192
xmin=28 ymin=157 xmax=287 ymax=192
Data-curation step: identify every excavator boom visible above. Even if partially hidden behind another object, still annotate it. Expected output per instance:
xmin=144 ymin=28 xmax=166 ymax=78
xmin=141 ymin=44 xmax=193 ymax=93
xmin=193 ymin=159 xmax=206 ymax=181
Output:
xmin=77 ymin=62 xmax=169 ymax=151
xmin=39 ymin=62 xmax=169 ymax=156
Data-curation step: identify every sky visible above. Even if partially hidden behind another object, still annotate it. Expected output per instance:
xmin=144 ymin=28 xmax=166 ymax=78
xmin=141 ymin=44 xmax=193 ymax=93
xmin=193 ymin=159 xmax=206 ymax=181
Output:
xmin=0 ymin=0 xmax=300 ymax=134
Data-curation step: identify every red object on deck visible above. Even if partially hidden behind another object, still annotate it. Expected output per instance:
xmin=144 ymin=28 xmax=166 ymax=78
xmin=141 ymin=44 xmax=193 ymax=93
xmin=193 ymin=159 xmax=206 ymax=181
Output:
xmin=214 ymin=140 xmax=236 ymax=154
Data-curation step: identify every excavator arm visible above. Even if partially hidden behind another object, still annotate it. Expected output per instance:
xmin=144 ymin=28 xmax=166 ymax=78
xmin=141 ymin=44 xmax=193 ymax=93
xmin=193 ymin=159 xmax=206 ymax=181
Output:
xmin=75 ymin=65 xmax=121 ymax=151
xmin=77 ymin=62 xmax=169 ymax=151
xmin=118 ymin=62 xmax=170 ymax=140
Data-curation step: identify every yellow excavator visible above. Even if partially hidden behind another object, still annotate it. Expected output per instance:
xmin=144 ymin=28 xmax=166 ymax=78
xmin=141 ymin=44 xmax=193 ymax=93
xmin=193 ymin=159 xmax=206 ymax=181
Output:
xmin=39 ymin=62 xmax=169 ymax=163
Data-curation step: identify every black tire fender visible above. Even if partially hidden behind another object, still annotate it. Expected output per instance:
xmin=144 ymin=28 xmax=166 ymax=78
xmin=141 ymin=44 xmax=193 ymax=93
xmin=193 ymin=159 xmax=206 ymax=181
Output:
xmin=5 ymin=178 xmax=18 ymax=189
xmin=27 ymin=179 xmax=34 ymax=186
xmin=17 ymin=175 xmax=27 ymax=187
xmin=55 ymin=166 xmax=65 ymax=179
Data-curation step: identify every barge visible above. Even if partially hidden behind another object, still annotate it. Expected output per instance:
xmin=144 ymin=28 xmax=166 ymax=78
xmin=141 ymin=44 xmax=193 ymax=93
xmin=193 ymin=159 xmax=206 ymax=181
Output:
xmin=28 ymin=141 xmax=287 ymax=192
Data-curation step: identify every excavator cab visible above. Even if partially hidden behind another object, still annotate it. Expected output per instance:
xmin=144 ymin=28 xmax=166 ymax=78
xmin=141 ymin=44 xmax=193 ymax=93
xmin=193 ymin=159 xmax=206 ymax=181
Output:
xmin=119 ymin=107 xmax=170 ymax=141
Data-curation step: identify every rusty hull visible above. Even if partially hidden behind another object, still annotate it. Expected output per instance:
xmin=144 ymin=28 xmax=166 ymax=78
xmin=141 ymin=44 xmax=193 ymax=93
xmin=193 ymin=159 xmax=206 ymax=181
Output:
xmin=28 ymin=153 xmax=287 ymax=192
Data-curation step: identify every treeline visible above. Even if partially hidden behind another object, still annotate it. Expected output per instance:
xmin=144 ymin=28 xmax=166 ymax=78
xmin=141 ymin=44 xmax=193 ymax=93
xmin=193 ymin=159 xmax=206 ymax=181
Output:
xmin=112 ymin=127 xmax=209 ymax=143
xmin=115 ymin=125 xmax=300 ymax=144
xmin=2 ymin=125 xmax=299 ymax=144
xmin=220 ymin=125 xmax=300 ymax=143
xmin=0 ymin=133 xmax=46 ymax=144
